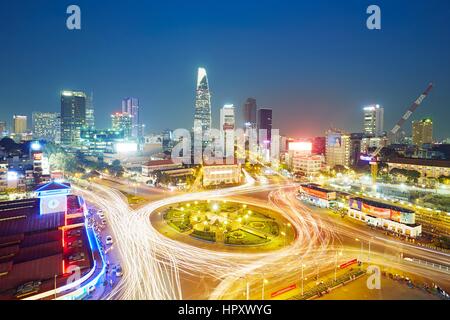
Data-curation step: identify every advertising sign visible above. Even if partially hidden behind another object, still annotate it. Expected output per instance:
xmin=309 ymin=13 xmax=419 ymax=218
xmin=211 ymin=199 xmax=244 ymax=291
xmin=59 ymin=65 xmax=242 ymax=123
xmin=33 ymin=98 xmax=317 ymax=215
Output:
xmin=302 ymin=186 xmax=327 ymax=200
xmin=271 ymin=284 xmax=297 ymax=298
xmin=361 ymin=203 xmax=391 ymax=219
xmin=349 ymin=198 xmax=362 ymax=211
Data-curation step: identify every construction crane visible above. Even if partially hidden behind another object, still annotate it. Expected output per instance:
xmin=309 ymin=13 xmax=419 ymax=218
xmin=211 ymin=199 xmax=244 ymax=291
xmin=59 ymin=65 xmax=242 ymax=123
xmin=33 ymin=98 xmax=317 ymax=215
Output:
xmin=366 ymin=83 xmax=434 ymax=182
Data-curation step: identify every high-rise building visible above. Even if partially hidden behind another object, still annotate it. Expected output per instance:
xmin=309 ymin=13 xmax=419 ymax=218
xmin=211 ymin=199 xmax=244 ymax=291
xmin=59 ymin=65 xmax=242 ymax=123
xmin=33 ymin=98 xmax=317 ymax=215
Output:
xmin=325 ymin=129 xmax=351 ymax=168
xmin=122 ymin=97 xmax=142 ymax=139
xmin=363 ymin=105 xmax=384 ymax=137
xmin=162 ymin=129 xmax=173 ymax=152
xmin=85 ymin=92 xmax=95 ymax=129
xmin=412 ymin=118 xmax=433 ymax=146
xmin=111 ymin=112 xmax=133 ymax=139
xmin=243 ymin=98 xmax=257 ymax=129
xmin=220 ymin=104 xmax=236 ymax=133
xmin=60 ymin=90 xmax=87 ymax=147
xmin=350 ymin=133 xmax=364 ymax=166
xmin=13 ymin=115 xmax=27 ymax=134
xmin=32 ymin=112 xmax=61 ymax=144
xmin=193 ymin=67 xmax=212 ymax=140
xmin=0 ymin=121 xmax=7 ymax=137
xmin=257 ymin=108 xmax=272 ymax=142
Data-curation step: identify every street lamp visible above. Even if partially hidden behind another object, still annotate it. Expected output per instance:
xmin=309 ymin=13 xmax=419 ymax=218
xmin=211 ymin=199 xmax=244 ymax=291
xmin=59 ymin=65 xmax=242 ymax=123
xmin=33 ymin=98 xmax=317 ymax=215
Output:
xmin=355 ymin=238 xmax=363 ymax=262
xmin=262 ymin=278 xmax=268 ymax=300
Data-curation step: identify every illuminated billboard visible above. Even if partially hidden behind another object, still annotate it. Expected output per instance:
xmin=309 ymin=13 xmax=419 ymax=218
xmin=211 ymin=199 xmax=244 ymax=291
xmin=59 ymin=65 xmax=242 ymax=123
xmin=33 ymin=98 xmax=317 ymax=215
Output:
xmin=289 ymin=141 xmax=312 ymax=152
xmin=115 ymin=142 xmax=138 ymax=153
xmin=327 ymin=134 xmax=342 ymax=147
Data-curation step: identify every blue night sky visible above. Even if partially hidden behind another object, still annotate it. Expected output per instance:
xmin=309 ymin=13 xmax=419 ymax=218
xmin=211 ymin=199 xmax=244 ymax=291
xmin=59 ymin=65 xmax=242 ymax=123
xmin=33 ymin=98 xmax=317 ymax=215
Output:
xmin=0 ymin=0 xmax=449 ymax=139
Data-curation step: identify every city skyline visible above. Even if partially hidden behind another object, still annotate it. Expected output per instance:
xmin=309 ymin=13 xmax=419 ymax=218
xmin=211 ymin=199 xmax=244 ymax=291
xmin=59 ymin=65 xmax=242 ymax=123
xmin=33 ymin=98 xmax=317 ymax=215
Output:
xmin=0 ymin=1 xmax=449 ymax=139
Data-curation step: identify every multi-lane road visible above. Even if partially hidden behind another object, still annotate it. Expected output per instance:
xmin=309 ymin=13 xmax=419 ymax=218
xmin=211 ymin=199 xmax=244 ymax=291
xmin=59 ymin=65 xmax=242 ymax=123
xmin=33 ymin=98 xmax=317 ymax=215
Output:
xmin=74 ymin=175 xmax=450 ymax=300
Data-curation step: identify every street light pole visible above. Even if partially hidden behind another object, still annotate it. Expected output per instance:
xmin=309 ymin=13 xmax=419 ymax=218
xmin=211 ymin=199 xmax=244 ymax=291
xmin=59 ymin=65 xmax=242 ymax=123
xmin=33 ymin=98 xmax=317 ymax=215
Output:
xmin=334 ymin=251 xmax=338 ymax=282
xmin=301 ymin=264 xmax=305 ymax=296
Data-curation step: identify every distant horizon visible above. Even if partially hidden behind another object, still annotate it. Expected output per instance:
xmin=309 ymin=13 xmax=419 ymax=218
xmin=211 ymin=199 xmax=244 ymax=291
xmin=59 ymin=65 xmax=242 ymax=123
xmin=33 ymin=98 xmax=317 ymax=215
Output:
xmin=1 ymin=1 xmax=449 ymax=139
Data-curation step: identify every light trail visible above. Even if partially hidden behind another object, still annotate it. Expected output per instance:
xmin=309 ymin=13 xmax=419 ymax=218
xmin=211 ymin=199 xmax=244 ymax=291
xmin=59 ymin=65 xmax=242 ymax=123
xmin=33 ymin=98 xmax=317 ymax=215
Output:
xmin=75 ymin=173 xmax=450 ymax=300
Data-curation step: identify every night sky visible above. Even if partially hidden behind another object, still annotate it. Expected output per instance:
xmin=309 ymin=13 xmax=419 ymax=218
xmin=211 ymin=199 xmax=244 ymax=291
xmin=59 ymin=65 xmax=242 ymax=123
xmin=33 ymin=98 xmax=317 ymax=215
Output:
xmin=0 ymin=0 xmax=449 ymax=139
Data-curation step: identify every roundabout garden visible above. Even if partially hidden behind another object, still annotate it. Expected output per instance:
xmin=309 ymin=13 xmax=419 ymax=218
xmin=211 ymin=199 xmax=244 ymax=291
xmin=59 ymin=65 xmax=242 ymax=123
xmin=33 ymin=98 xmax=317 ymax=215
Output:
xmin=160 ymin=200 xmax=295 ymax=248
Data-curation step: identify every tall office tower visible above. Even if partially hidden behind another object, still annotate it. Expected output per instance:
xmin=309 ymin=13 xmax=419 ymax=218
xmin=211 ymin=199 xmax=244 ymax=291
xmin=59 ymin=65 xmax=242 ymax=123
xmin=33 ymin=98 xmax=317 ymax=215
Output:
xmin=60 ymin=90 xmax=87 ymax=147
xmin=350 ymin=133 xmax=364 ymax=166
xmin=257 ymin=108 xmax=272 ymax=142
xmin=220 ymin=104 xmax=236 ymax=133
xmin=243 ymin=98 xmax=257 ymax=129
xmin=412 ymin=118 xmax=433 ymax=146
xmin=13 ymin=115 xmax=27 ymax=134
xmin=0 ymin=121 xmax=7 ymax=137
xmin=363 ymin=104 xmax=384 ymax=137
xmin=193 ymin=67 xmax=212 ymax=139
xmin=32 ymin=112 xmax=61 ymax=144
xmin=85 ymin=92 xmax=95 ymax=129
xmin=162 ymin=129 xmax=174 ymax=152
xmin=325 ymin=129 xmax=351 ymax=168
xmin=111 ymin=112 xmax=133 ymax=139
xmin=122 ymin=97 xmax=142 ymax=139
xmin=220 ymin=104 xmax=236 ymax=156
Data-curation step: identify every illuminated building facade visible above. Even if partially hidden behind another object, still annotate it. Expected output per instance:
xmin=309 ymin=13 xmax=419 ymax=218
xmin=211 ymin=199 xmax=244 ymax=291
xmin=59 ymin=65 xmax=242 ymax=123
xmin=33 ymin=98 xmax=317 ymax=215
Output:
xmin=202 ymin=163 xmax=241 ymax=187
xmin=412 ymin=118 xmax=433 ymax=146
xmin=122 ymin=97 xmax=143 ymax=139
xmin=325 ymin=129 xmax=351 ymax=168
xmin=348 ymin=197 xmax=421 ymax=237
xmin=363 ymin=104 xmax=384 ymax=137
xmin=193 ymin=68 xmax=212 ymax=140
xmin=13 ymin=115 xmax=27 ymax=134
xmin=257 ymin=108 xmax=272 ymax=142
xmin=111 ymin=112 xmax=133 ymax=140
xmin=298 ymin=183 xmax=337 ymax=208
xmin=32 ymin=112 xmax=61 ymax=144
xmin=60 ymin=90 xmax=87 ymax=147
xmin=243 ymin=98 xmax=257 ymax=129
xmin=85 ymin=93 xmax=95 ymax=129
xmin=80 ymin=128 xmax=124 ymax=156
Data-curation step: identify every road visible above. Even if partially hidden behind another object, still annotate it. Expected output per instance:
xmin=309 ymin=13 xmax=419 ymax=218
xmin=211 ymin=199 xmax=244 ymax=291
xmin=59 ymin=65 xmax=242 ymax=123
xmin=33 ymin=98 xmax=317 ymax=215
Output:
xmin=74 ymin=174 xmax=450 ymax=300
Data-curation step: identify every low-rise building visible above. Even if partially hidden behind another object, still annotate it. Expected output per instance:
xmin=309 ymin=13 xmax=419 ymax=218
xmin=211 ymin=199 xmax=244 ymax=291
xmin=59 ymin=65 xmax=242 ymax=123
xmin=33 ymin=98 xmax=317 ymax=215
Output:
xmin=291 ymin=155 xmax=324 ymax=177
xmin=141 ymin=159 xmax=183 ymax=177
xmin=348 ymin=197 xmax=421 ymax=237
xmin=386 ymin=157 xmax=450 ymax=179
xmin=202 ymin=163 xmax=241 ymax=187
xmin=298 ymin=183 xmax=337 ymax=208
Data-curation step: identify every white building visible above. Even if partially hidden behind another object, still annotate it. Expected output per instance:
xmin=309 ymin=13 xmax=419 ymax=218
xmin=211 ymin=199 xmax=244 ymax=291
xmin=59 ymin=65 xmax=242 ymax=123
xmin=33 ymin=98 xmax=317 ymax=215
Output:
xmin=325 ymin=130 xmax=351 ymax=168
xmin=363 ymin=105 xmax=384 ymax=137
xmin=32 ymin=112 xmax=61 ymax=144
xmin=291 ymin=155 xmax=324 ymax=177
xmin=203 ymin=163 xmax=241 ymax=187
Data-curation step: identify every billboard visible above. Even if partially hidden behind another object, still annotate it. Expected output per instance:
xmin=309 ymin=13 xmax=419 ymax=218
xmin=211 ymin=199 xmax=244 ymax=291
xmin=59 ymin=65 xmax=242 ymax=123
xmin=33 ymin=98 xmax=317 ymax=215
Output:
xmin=349 ymin=198 xmax=362 ymax=211
xmin=327 ymin=134 xmax=342 ymax=147
xmin=302 ymin=186 xmax=328 ymax=200
xmin=361 ymin=203 xmax=391 ymax=219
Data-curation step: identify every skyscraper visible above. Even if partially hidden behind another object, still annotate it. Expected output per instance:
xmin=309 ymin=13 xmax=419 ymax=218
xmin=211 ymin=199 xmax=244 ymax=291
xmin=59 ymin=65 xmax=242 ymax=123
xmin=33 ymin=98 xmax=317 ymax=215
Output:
xmin=243 ymin=98 xmax=257 ymax=129
xmin=220 ymin=104 xmax=236 ymax=133
xmin=363 ymin=105 xmax=384 ymax=137
xmin=122 ymin=97 xmax=142 ymax=139
xmin=325 ymin=129 xmax=351 ymax=168
xmin=32 ymin=112 xmax=61 ymax=144
xmin=257 ymin=108 xmax=272 ymax=142
xmin=0 ymin=121 xmax=7 ymax=137
xmin=60 ymin=90 xmax=87 ymax=147
xmin=85 ymin=92 xmax=95 ymax=129
xmin=412 ymin=118 xmax=433 ymax=146
xmin=111 ymin=112 xmax=133 ymax=139
xmin=194 ymin=67 xmax=212 ymax=139
xmin=13 ymin=115 xmax=27 ymax=134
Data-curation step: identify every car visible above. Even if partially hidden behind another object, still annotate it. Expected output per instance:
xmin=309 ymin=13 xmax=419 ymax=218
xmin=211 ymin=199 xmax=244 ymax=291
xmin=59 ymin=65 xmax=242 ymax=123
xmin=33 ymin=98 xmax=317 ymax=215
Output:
xmin=15 ymin=281 xmax=42 ymax=298
xmin=87 ymin=285 xmax=96 ymax=294
xmin=105 ymin=236 xmax=113 ymax=245
xmin=68 ymin=252 xmax=86 ymax=263
xmin=101 ymin=219 xmax=107 ymax=225
xmin=115 ymin=265 xmax=123 ymax=277
xmin=67 ymin=229 xmax=82 ymax=237
xmin=68 ymin=240 xmax=83 ymax=248
xmin=98 ymin=213 xmax=105 ymax=219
